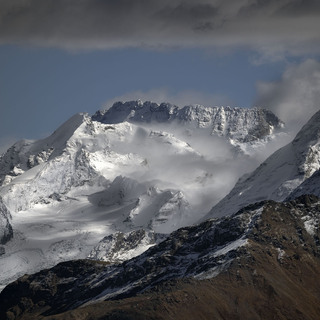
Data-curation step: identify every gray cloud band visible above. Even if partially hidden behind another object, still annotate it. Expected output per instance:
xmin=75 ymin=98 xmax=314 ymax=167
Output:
xmin=0 ymin=0 xmax=320 ymax=58
xmin=255 ymin=59 xmax=320 ymax=132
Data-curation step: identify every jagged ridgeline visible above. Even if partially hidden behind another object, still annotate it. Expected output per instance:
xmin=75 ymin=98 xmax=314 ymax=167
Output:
xmin=93 ymin=100 xmax=284 ymax=142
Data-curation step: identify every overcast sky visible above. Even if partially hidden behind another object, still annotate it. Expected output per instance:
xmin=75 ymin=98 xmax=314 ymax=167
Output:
xmin=1 ymin=0 xmax=320 ymax=152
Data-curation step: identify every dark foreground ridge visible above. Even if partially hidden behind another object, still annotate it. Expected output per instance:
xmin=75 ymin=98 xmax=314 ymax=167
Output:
xmin=1 ymin=195 xmax=320 ymax=320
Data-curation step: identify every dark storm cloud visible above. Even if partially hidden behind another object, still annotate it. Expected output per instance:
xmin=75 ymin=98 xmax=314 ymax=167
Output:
xmin=237 ymin=0 xmax=320 ymax=17
xmin=275 ymin=0 xmax=320 ymax=17
xmin=154 ymin=2 xmax=218 ymax=30
xmin=0 ymin=0 xmax=320 ymax=57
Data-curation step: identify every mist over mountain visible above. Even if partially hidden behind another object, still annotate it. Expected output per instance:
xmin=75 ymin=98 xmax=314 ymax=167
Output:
xmin=207 ymin=109 xmax=320 ymax=219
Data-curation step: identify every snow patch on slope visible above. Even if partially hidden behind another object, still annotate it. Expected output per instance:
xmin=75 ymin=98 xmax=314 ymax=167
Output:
xmin=88 ymin=230 xmax=166 ymax=263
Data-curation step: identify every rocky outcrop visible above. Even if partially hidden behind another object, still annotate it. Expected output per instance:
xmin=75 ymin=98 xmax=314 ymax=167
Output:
xmin=88 ymin=229 xmax=166 ymax=263
xmin=0 ymin=197 xmax=12 ymax=245
xmin=93 ymin=101 xmax=284 ymax=143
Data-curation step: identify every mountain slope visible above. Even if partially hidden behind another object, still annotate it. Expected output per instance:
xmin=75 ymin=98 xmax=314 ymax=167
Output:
xmin=206 ymin=109 xmax=320 ymax=218
xmin=1 ymin=195 xmax=320 ymax=320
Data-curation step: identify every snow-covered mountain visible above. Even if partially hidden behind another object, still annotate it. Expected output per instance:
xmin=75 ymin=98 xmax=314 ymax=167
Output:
xmin=207 ymin=109 xmax=320 ymax=218
xmin=0 ymin=101 xmax=287 ymax=290
xmin=0 ymin=113 xmax=192 ymax=289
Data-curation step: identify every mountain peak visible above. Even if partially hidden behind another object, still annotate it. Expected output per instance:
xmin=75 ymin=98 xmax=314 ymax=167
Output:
xmin=0 ymin=112 xmax=88 ymax=186
xmin=92 ymin=100 xmax=178 ymax=124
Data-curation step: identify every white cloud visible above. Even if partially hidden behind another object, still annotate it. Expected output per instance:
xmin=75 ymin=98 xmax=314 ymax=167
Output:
xmin=255 ymin=59 xmax=320 ymax=133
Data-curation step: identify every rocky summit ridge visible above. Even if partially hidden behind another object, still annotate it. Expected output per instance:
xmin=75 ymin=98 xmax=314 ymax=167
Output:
xmin=93 ymin=100 xmax=284 ymax=143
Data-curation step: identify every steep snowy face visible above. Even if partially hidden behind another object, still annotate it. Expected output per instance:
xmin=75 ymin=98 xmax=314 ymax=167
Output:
xmin=0 ymin=113 xmax=86 ymax=186
xmin=207 ymin=110 xmax=320 ymax=218
xmin=93 ymin=101 xmax=284 ymax=144
xmin=178 ymin=105 xmax=282 ymax=143
xmin=0 ymin=113 xmax=100 ymax=211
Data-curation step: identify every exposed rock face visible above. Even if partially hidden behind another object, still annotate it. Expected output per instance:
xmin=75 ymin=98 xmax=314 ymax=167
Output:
xmin=0 ymin=198 xmax=13 ymax=245
xmin=1 ymin=195 xmax=320 ymax=320
xmin=93 ymin=101 xmax=284 ymax=143
xmin=88 ymin=229 xmax=166 ymax=263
